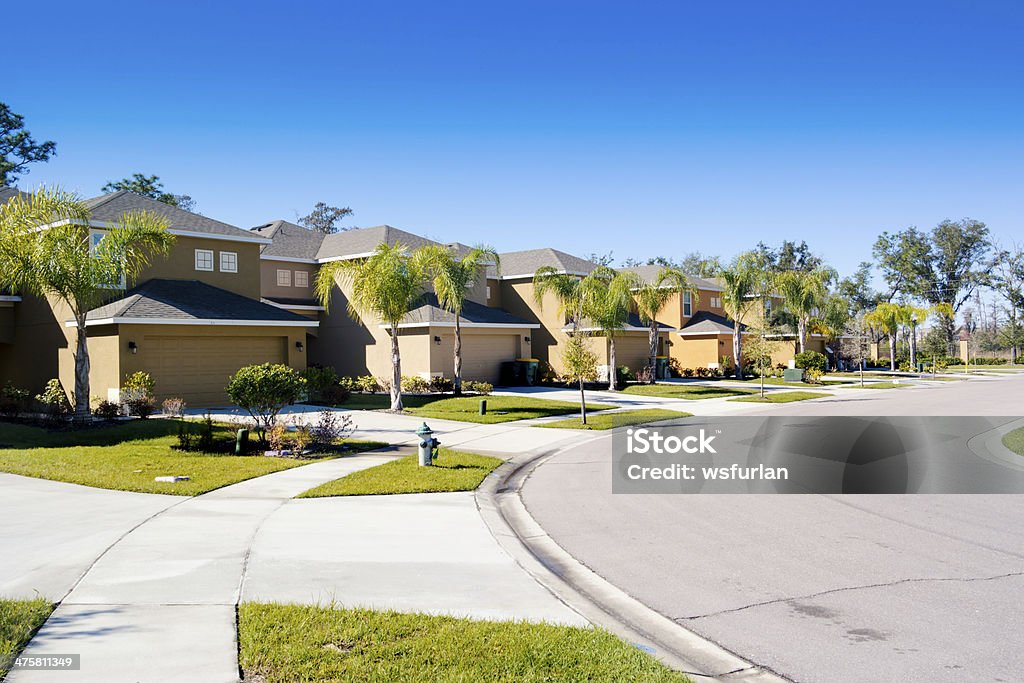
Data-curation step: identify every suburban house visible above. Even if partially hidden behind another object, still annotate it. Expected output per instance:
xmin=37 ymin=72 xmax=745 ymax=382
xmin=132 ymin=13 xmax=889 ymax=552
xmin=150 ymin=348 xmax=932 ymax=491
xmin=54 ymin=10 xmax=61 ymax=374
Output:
xmin=252 ymin=221 xmax=539 ymax=384
xmin=0 ymin=191 xmax=316 ymax=406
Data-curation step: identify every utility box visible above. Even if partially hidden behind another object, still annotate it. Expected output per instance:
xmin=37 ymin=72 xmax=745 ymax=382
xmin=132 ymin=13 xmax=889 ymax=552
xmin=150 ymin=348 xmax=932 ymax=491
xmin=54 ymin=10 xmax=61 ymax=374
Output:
xmin=783 ymin=368 xmax=805 ymax=382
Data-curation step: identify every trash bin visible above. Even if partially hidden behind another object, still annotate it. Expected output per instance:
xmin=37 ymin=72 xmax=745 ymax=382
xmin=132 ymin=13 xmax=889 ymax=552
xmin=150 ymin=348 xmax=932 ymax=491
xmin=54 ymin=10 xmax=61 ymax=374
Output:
xmin=516 ymin=358 xmax=540 ymax=386
xmin=499 ymin=361 xmax=518 ymax=386
xmin=655 ymin=356 xmax=670 ymax=379
xmin=916 ymin=363 xmax=925 ymax=373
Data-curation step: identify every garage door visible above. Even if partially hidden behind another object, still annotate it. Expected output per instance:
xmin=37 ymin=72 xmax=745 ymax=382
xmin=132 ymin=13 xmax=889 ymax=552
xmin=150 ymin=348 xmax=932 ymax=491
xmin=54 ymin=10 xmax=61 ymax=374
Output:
xmin=459 ymin=334 xmax=518 ymax=383
xmin=145 ymin=335 xmax=288 ymax=406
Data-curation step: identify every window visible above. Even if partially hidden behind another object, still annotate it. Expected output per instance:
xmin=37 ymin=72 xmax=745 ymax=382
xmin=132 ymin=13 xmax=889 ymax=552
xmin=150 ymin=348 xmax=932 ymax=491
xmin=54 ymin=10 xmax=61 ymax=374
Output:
xmin=486 ymin=285 xmax=492 ymax=299
xmin=294 ymin=270 xmax=309 ymax=288
xmin=711 ymin=296 xmax=722 ymax=308
xmin=277 ymin=269 xmax=292 ymax=287
xmin=219 ymin=251 xmax=237 ymax=273
xmin=195 ymin=249 xmax=214 ymax=271
xmin=683 ymin=291 xmax=693 ymax=317
xmin=90 ymin=230 xmax=125 ymax=288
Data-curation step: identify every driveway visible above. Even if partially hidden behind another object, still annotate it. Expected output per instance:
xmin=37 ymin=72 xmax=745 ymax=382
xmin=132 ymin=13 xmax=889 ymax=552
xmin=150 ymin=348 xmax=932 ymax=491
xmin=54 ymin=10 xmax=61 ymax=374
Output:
xmin=521 ymin=373 xmax=1024 ymax=682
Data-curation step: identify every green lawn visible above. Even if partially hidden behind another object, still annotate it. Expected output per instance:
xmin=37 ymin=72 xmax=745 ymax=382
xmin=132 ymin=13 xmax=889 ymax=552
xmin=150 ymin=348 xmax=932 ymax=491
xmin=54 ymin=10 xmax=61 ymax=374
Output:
xmin=538 ymin=409 xmax=692 ymax=430
xmin=730 ymin=391 xmax=830 ymax=404
xmin=1 ymin=597 xmax=54 ymax=678
xmin=238 ymin=603 xmax=689 ymax=683
xmin=1003 ymin=427 xmax=1024 ymax=457
xmin=299 ymin=448 xmax=502 ymax=497
xmin=621 ymin=384 xmax=751 ymax=400
xmin=0 ymin=419 xmax=384 ymax=496
xmin=340 ymin=394 xmax=612 ymax=424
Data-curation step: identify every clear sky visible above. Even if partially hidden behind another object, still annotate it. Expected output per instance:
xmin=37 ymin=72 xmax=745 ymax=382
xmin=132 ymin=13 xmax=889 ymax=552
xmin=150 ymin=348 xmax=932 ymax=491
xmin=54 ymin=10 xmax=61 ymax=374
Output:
xmin=6 ymin=0 xmax=1022 ymax=277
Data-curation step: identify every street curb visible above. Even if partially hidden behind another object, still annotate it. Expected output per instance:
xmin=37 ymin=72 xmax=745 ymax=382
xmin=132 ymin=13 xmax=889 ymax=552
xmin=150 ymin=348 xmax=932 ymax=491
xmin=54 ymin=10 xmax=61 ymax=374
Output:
xmin=475 ymin=439 xmax=790 ymax=683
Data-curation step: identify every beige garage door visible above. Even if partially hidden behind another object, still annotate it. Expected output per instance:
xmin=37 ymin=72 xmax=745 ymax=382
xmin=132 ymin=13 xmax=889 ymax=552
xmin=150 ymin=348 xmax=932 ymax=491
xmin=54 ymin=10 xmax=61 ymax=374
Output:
xmin=460 ymin=334 xmax=518 ymax=383
xmin=145 ymin=335 xmax=288 ymax=406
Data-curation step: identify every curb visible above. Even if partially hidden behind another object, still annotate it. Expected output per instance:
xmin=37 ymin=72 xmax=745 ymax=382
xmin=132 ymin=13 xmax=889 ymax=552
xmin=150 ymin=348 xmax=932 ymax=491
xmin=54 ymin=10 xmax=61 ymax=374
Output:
xmin=475 ymin=439 xmax=790 ymax=683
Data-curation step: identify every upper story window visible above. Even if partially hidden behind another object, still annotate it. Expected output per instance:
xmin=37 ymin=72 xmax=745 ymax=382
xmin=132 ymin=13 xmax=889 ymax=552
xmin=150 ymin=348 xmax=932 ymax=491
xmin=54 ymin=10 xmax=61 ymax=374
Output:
xmin=277 ymin=269 xmax=292 ymax=287
xmin=90 ymin=230 xmax=125 ymax=288
xmin=486 ymin=285 xmax=492 ymax=299
xmin=683 ymin=291 xmax=693 ymax=317
xmin=195 ymin=249 xmax=214 ymax=272
xmin=294 ymin=270 xmax=309 ymax=288
xmin=219 ymin=251 xmax=238 ymax=273
xmin=711 ymin=296 xmax=722 ymax=309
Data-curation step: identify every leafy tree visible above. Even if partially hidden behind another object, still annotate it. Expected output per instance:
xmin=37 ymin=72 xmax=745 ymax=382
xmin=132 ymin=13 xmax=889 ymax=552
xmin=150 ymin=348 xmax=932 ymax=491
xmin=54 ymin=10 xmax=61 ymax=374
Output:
xmin=775 ymin=267 xmax=836 ymax=353
xmin=753 ymin=240 xmax=823 ymax=273
xmin=634 ymin=266 xmax=695 ymax=383
xmin=623 ymin=253 xmax=722 ymax=279
xmin=418 ymin=244 xmax=500 ymax=395
xmin=742 ymin=320 xmax=775 ymax=398
xmin=102 ymin=173 xmax=195 ymax=212
xmin=299 ymin=202 xmax=353 ymax=234
xmin=0 ymin=103 xmax=57 ymax=186
xmin=0 ymin=187 xmax=174 ymax=420
xmin=838 ymin=262 xmax=879 ymax=315
xmin=226 ymin=363 xmax=307 ymax=446
xmin=587 ymin=251 xmax=615 ymax=267
xmin=718 ymin=252 xmax=761 ymax=379
xmin=315 ymin=242 xmax=428 ymax=411
xmin=813 ymin=293 xmax=852 ymax=369
xmin=561 ymin=333 xmax=599 ymax=424
xmin=992 ymin=243 xmax=1024 ymax=362
xmin=581 ymin=266 xmax=641 ymax=391
xmin=866 ymin=302 xmax=903 ymax=371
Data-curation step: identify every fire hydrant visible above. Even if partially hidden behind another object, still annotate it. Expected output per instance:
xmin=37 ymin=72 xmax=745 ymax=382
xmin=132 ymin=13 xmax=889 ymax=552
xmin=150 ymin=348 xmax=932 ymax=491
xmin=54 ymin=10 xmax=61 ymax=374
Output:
xmin=416 ymin=422 xmax=440 ymax=466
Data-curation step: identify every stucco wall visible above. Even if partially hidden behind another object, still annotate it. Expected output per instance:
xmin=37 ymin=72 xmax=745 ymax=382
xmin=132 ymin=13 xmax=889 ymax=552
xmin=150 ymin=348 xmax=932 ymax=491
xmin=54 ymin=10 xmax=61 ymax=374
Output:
xmin=139 ymin=236 xmax=262 ymax=299
xmin=259 ymin=259 xmax=320 ymax=301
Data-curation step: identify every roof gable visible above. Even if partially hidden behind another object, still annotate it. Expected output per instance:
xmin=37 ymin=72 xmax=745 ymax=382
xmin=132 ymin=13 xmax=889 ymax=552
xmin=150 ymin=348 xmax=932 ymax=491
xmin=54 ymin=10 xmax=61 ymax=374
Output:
xmin=84 ymin=191 xmax=265 ymax=242
xmin=498 ymin=248 xmax=597 ymax=279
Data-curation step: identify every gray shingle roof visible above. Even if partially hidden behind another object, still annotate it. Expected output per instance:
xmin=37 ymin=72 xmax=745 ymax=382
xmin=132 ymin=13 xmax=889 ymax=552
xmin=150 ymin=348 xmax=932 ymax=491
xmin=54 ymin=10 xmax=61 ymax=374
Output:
xmin=567 ymin=311 xmax=673 ymax=332
xmin=316 ymin=225 xmax=442 ymax=260
xmin=401 ymin=293 xmax=537 ymax=327
xmin=498 ymin=248 xmax=597 ymax=279
xmin=252 ymin=220 xmax=326 ymax=259
xmin=619 ymin=265 xmax=723 ymax=291
xmin=81 ymin=279 xmax=316 ymax=325
xmin=83 ymin=191 xmax=263 ymax=241
xmin=0 ymin=187 xmax=29 ymax=205
xmin=676 ymin=310 xmax=742 ymax=335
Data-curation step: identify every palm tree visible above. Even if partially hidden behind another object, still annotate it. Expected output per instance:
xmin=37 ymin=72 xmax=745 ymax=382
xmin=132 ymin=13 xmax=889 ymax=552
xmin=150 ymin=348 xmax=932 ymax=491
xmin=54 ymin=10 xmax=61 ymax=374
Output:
xmin=315 ymin=242 xmax=427 ymax=411
xmin=417 ymin=244 xmax=499 ymax=395
xmin=866 ymin=302 xmax=903 ymax=371
xmin=813 ymin=293 xmax=852 ymax=370
xmin=0 ymin=187 xmax=174 ymax=421
xmin=718 ymin=252 xmax=761 ymax=379
xmin=775 ymin=267 xmax=836 ymax=353
xmin=533 ymin=267 xmax=586 ymax=334
xmin=900 ymin=302 xmax=953 ymax=368
xmin=634 ymin=267 xmax=695 ymax=384
xmin=582 ymin=266 xmax=641 ymax=391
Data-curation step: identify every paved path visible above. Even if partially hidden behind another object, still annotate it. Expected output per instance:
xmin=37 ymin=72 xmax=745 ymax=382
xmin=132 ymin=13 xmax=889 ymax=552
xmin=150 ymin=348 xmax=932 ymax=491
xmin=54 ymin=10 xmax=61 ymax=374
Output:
xmin=521 ymin=373 xmax=1024 ymax=682
xmin=9 ymin=452 xmax=583 ymax=682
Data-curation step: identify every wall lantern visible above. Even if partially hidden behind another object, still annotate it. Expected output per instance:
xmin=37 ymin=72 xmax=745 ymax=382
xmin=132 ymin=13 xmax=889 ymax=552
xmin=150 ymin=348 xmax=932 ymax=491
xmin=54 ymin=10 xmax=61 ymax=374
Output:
xmin=433 ymin=336 xmax=442 ymax=345
xmin=524 ymin=336 xmax=531 ymax=343
xmin=295 ymin=341 xmax=304 ymax=352
xmin=127 ymin=340 xmax=138 ymax=355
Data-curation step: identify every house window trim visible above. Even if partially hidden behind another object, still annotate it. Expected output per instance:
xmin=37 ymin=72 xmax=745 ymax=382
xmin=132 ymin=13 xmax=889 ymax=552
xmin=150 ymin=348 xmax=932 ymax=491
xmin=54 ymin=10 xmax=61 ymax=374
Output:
xmin=277 ymin=269 xmax=292 ymax=287
xmin=683 ymin=291 xmax=693 ymax=317
xmin=219 ymin=251 xmax=238 ymax=273
xmin=195 ymin=249 xmax=215 ymax=272
xmin=293 ymin=270 xmax=309 ymax=288
xmin=90 ymin=229 xmax=126 ymax=289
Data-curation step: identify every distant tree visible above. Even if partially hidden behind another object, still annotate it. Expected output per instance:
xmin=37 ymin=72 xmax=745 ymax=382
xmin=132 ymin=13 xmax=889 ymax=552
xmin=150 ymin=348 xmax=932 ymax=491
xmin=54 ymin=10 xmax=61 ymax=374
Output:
xmin=623 ymin=252 xmax=722 ymax=278
xmin=561 ymin=333 xmax=599 ymax=425
xmin=719 ymin=252 xmax=762 ymax=379
xmin=634 ymin=267 xmax=695 ymax=383
xmin=753 ymin=240 xmax=823 ymax=273
xmin=813 ymin=293 xmax=852 ymax=370
xmin=587 ymin=250 xmax=615 ymax=267
xmin=0 ymin=102 xmax=57 ymax=186
xmin=866 ymin=303 xmax=903 ymax=371
xmin=838 ymin=262 xmax=879 ymax=315
xmin=775 ymin=267 xmax=836 ymax=353
xmin=299 ymin=202 xmax=353 ymax=234
xmin=102 ymin=174 xmax=195 ymax=212
xmin=992 ymin=243 xmax=1024 ymax=363
xmin=582 ymin=267 xmax=640 ymax=391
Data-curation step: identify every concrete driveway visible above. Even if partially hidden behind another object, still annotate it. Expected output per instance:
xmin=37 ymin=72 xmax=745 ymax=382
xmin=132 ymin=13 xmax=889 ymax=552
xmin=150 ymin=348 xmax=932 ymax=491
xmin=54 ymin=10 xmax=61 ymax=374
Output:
xmin=521 ymin=373 xmax=1024 ymax=682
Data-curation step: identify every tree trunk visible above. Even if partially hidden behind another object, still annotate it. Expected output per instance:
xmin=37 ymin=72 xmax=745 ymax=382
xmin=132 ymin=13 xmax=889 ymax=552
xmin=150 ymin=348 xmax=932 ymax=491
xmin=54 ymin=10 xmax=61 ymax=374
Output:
xmin=73 ymin=315 xmax=91 ymax=422
xmin=390 ymin=323 xmax=403 ymax=411
xmin=648 ymin=321 xmax=658 ymax=384
xmin=889 ymin=334 xmax=896 ymax=372
xmin=453 ymin=315 xmax=463 ymax=396
xmin=608 ymin=337 xmax=618 ymax=391
xmin=909 ymin=322 xmax=918 ymax=368
xmin=798 ymin=317 xmax=807 ymax=353
xmin=579 ymin=378 xmax=587 ymax=425
xmin=733 ymin=324 xmax=743 ymax=379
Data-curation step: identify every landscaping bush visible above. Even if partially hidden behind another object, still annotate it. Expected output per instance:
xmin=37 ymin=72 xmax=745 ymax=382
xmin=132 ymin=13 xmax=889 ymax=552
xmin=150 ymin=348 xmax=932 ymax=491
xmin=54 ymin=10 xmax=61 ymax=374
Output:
xmin=356 ymin=375 xmax=379 ymax=393
xmin=635 ymin=365 xmax=654 ymax=384
xmin=122 ymin=371 xmax=156 ymax=418
xmin=92 ymin=399 xmax=121 ymax=420
xmin=302 ymin=365 xmax=340 ymax=402
xmin=681 ymin=367 xmax=695 ymax=378
xmin=465 ymin=381 xmax=493 ymax=395
xmin=667 ymin=358 xmax=683 ymax=379
xmin=401 ymin=375 xmax=431 ymax=393
xmin=162 ymin=397 xmax=186 ymax=417
xmin=309 ymin=410 xmax=355 ymax=451
xmin=320 ymin=383 xmax=351 ymax=405
xmin=35 ymin=379 xmax=71 ymax=421
xmin=973 ymin=357 xmax=1008 ymax=365
xmin=338 ymin=376 xmax=357 ymax=393
xmin=226 ymin=363 xmax=307 ymax=445
xmin=430 ymin=376 xmax=454 ymax=393
xmin=794 ymin=350 xmax=827 ymax=373
xmin=803 ymin=367 xmax=823 ymax=384
xmin=616 ymin=365 xmax=635 ymax=385
xmin=0 ymin=381 xmax=30 ymax=417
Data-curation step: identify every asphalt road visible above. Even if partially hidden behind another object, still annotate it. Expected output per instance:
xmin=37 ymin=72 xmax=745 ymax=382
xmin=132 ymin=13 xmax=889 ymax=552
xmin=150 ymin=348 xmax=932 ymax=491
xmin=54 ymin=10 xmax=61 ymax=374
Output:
xmin=523 ymin=374 xmax=1024 ymax=682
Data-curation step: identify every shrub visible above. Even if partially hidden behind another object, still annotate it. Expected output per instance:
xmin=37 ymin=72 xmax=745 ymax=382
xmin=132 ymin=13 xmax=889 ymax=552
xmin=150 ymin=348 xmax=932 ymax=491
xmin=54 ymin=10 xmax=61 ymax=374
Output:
xmin=401 ymin=375 xmax=431 ymax=393
xmin=175 ymin=419 xmax=194 ymax=451
xmin=430 ymin=376 xmax=454 ymax=394
xmin=320 ymin=383 xmax=351 ymax=405
xmin=162 ymin=397 xmax=186 ymax=417
xmin=122 ymin=371 xmax=156 ymax=418
xmin=226 ymin=363 xmax=307 ymax=446
xmin=268 ymin=420 xmax=288 ymax=453
xmin=93 ymin=399 xmax=121 ymax=420
xmin=375 ymin=376 xmax=393 ymax=394
xmin=292 ymin=421 xmax=312 ymax=452
xmin=635 ymin=366 xmax=654 ymax=384
xmin=125 ymin=395 xmax=156 ymax=419
xmin=310 ymin=410 xmax=355 ymax=451
xmin=973 ymin=357 xmax=1008 ymax=365
xmin=35 ymin=379 xmax=71 ymax=420
xmin=794 ymin=350 xmax=827 ymax=373
xmin=0 ymin=381 xmax=30 ymax=417
xmin=898 ymin=360 xmax=914 ymax=373
xmin=667 ymin=358 xmax=683 ymax=379
xmin=681 ymin=367 xmax=695 ymax=378
xmin=198 ymin=413 xmax=216 ymax=452
xmin=302 ymin=365 xmax=340 ymax=402
xmin=465 ymin=380 xmax=493 ymax=395
xmin=338 ymin=376 xmax=357 ymax=392
xmin=356 ymin=375 xmax=379 ymax=393
xmin=803 ymin=367 xmax=823 ymax=384
xmin=122 ymin=371 xmax=156 ymax=396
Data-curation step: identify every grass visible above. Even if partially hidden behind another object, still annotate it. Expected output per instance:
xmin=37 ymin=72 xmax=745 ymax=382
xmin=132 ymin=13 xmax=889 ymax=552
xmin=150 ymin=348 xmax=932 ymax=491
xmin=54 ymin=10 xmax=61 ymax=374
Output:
xmin=1 ymin=597 xmax=54 ymax=678
xmin=238 ymin=603 xmax=689 ymax=683
xmin=730 ymin=391 xmax=830 ymax=404
xmin=720 ymin=376 xmax=847 ymax=387
xmin=339 ymin=394 xmax=612 ymax=424
xmin=0 ymin=419 xmax=384 ymax=496
xmin=538 ymin=408 xmax=692 ymax=430
xmin=299 ymin=448 xmax=502 ymax=497
xmin=620 ymin=384 xmax=751 ymax=400
xmin=1003 ymin=427 xmax=1024 ymax=457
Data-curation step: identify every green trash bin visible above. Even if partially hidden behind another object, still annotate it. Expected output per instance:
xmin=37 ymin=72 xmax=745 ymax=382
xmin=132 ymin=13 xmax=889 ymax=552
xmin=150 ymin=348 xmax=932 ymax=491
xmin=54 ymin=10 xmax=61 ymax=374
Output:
xmin=655 ymin=356 xmax=669 ymax=379
xmin=516 ymin=358 xmax=540 ymax=386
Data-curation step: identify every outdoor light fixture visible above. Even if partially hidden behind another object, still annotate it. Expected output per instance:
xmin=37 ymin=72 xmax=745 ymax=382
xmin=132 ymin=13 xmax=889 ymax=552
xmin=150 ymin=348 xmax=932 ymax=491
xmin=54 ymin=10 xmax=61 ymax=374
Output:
xmin=295 ymin=341 xmax=304 ymax=352
xmin=434 ymin=336 xmax=442 ymax=345
xmin=524 ymin=336 xmax=531 ymax=343
xmin=127 ymin=341 xmax=137 ymax=354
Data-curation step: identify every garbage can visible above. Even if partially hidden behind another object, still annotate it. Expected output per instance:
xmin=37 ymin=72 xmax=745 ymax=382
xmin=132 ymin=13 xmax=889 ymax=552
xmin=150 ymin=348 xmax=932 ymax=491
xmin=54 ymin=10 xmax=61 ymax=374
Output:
xmin=655 ymin=356 xmax=670 ymax=379
xmin=516 ymin=358 xmax=540 ymax=386
xmin=499 ymin=361 xmax=518 ymax=386
xmin=916 ymin=362 xmax=925 ymax=373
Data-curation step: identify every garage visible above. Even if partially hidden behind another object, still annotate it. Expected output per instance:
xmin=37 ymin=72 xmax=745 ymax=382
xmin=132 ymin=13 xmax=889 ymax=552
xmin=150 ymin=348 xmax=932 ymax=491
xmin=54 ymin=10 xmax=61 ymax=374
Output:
xmin=459 ymin=333 xmax=519 ymax=383
xmin=144 ymin=335 xmax=288 ymax=405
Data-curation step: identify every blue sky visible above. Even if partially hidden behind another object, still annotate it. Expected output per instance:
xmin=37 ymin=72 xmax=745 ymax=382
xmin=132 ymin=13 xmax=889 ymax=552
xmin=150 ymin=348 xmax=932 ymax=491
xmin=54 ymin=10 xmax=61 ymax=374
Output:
xmin=6 ymin=0 xmax=1022 ymax=277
